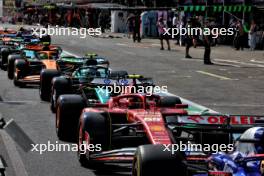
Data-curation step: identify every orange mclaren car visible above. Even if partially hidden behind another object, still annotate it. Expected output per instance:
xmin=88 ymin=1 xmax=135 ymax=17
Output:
xmin=13 ymin=48 xmax=61 ymax=87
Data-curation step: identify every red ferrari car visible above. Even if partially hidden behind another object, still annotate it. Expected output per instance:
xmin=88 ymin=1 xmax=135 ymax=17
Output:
xmin=55 ymin=93 xmax=187 ymax=165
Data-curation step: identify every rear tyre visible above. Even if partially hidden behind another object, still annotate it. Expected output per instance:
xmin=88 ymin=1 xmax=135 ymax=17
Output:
xmin=50 ymin=77 xmax=71 ymax=113
xmin=132 ymin=145 xmax=187 ymax=176
xmin=39 ymin=69 xmax=60 ymax=101
xmin=13 ymin=59 xmax=26 ymax=87
xmin=56 ymin=95 xmax=85 ymax=141
xmin=0 ymin=48 xmax=9 ymax=70
xmin=7 ymin=54 xmax=21 ymax=80
xmin=78 ymin=112 xmax=111 ymax=167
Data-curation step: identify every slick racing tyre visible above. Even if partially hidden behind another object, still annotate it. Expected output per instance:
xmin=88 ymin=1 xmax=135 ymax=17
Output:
xmin=56 ymin=95 xmax=85 ymax=142
xmin=160 ymin=96 xmax=182 ymax=107
xmin=132 ymin=145 xmax=187 ymax=176
xmin=78 ymin=112 xmax=111 ymax=167
xmin=50 ymin=77 xmax=71 ymax=113
xmin=0 ymin=47 xmax=9 ymax=70
xmin=7 ymin=54 xmax=21 ymax=80
xmin=39 ymin=69 xmax=60 ymax=101
xmin=13 ymin=59 xmax=26 ymax=87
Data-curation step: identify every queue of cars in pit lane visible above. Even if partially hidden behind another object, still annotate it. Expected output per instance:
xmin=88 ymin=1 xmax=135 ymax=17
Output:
xmin=1 ymin=27 xmax=264 ymax=176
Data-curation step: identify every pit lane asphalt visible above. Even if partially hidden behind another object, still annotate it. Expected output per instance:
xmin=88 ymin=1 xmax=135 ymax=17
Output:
xmin=0 ymin=26 xmax=264 ymax=176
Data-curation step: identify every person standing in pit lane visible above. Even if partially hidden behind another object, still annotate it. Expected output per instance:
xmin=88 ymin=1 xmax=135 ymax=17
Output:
xmin=203 ymin=20 xmax=213 ymax=65
xmin=157 ymin=17 xmax=171 ymax=50
xmin=133 ymin=11 xmax=141 ymax=43
xmin=248 ymin=20 xmax=257 ymax=51
xmin=185 ymin=19 xmax=194 ymax=58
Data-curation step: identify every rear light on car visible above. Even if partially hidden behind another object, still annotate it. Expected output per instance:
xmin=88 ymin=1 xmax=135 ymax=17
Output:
xmin=208 ymin=171 xmax=232 ymax=176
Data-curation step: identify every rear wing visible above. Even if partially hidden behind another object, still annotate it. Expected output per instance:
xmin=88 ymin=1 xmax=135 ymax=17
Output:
xmin=58 ymin=56 xmax=109 ymax=67
xmin=168 ymin=115 xmax=264 ymax=131
xmin=83 ymin=53 xmax=110 ymax=67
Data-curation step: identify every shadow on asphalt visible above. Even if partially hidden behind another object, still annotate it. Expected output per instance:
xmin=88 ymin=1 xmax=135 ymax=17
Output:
xmin=91 ymin=164 xmax=131 ymax=176
xmin=17 ymin=85 xmax=39 ymax=89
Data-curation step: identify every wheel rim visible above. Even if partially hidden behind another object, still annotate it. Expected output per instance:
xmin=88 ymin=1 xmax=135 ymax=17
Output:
xmin=14 ymin=70 xmax=17 ymax=80
xmin=52 ymin=89 xmax=56 ymax=109
xmin=39 ymin=83 xmax=42 ymax=97
xmin=132 ymin=157 xmax=139 ymax=176
xmin=56 ymin=106 xmax=60 ymax=134
xmin=84 ymin=132 xmax=90 ymax=159
xmin=78 ymin=125 xmax=84 ymax=158
xmin=78 ymin=124 xmax=89 ymax=160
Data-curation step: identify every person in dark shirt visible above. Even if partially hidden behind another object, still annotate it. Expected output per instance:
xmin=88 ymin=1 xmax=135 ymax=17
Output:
xmin=133 ymin=11 xmax=141 ymax=43
xmin=185 ymin=19 xmax=193 ymax=58
xmin=203 ymin=20 xmax=213 ymax=65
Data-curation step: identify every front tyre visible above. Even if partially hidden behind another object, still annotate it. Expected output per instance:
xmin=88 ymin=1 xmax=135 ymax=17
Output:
xmin=78 ymin=112 xmax=111 ymax=167
xmin=39 ymin=69 xmax=60 ymax=101
xmin=7 ymin=54 xmax=21 ymax=80
xmin=56 ymin=95 xmax=85 ymax=141
xmin=50 ymin=77 xmax=71 ymax=113
xmin=132 ymin=145 xmax=187 ymax=176
xmin=13 ymin=59 xmax=26 ymax=87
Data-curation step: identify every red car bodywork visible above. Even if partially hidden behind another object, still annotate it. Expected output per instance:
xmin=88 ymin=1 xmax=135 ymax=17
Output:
xmin=79 ymin=94 xmax=188 ymax=162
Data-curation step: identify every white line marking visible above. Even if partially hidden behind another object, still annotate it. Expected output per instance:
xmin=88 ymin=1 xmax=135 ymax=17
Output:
xmin=116 ymin=43 xmax=127 ymax=46
xmin=250 ymin=59 xmax=264 ymax=64
xmin=123 ymin=50 xmax=136 ymax=55
xmin=62 ymin=51 xmax=80 ymax=57
xmin=215 ymin=59 xmax=264 ymax=68
xmin=213 ymin=61 xmax=241 ymax=68
xmin=196 ymin=70 xmax=233 ymax=80
xmin=0 ymin=131 xmax=28 ymax=176
xmin=151 ymin=44 xmax=160 ymax=46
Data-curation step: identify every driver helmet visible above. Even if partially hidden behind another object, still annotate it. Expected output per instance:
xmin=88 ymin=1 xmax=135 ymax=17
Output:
xmin=235 ymin=127 xmax=264 ymax=155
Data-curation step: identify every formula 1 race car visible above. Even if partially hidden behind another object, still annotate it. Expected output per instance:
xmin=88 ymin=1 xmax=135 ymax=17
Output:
xmin=10 ymin=46 xmax=61 ymax=87
xmin=50 ymin=73 xmax=152 ymax=113
xmin=50 ymin=66 xmax=111 ymax=112
xmin=55 ymin=92 xmax=185 ymax=156
xmin=7 ymin=43 xmax=61 ymax=79
xmin=0 ymin=33 xmax=40 ymax=70
xmin=39 ymin=54 xmax=111 ymax=101
xmin=74 ymin=94 xmax=186 ymax=165
xmin=131 ymin=116 xmax=264 ymax=176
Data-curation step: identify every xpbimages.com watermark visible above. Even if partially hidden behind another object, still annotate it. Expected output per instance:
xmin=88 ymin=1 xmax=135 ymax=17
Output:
xmin=163 ymin=26 xmax=235 ymax=39
xmin=31 ymin=25 xmax=102 ymax=38
xmin=163 ymin=142 xmax=234 ymax=154
xmin=97 ymin=84 xmax=168 ymax=96
xmin=31 ymin=141 xmax=102 ymax=154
